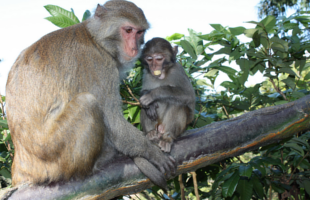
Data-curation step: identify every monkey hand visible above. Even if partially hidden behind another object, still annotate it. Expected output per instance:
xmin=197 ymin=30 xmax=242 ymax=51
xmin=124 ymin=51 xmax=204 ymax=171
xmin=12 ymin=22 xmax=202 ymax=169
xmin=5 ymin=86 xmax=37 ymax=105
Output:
xmin=147 ymin=130 xmax=160 ymax=142
xmin=144 ymin=103 xmax=158 ymax=121
xmin=139 ymin=93 xmax=154 ymax=108
xmin=150 ymin=147 xmax=176 ymax=179
xmin=158 ymin=131 xmax=173 ymax=152
xmin=159 ymin=140 xmax=173 ymax=153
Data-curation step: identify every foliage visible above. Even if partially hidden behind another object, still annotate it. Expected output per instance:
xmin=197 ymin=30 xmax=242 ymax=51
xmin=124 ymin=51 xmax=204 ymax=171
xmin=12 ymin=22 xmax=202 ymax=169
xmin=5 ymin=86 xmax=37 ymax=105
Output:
xmin=122 ymin=11 xmax=310 ymax=199
xmin=44 ymin=5 xmax=91 ymax=28
xmin=0 ymin=95 xmax=12 ymax=188
xmin=258 ymin=0 xmax=310 ymax=19
xmin=1 ymin=4 xmax=310 ymax=200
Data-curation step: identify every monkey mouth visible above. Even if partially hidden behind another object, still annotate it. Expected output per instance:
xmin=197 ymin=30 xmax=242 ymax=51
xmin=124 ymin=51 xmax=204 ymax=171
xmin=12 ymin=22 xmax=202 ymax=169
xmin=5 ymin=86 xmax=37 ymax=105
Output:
xmin=152 ymin=70 xmax=165 ymax=79
xmin=153 ymin=70 xmax=161 ymax=75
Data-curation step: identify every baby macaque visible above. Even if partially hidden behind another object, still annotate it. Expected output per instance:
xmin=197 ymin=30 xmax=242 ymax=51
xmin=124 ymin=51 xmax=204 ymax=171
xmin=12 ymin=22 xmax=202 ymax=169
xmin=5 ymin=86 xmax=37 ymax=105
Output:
xmin=140 ymin=38 xmax=195 ymax=152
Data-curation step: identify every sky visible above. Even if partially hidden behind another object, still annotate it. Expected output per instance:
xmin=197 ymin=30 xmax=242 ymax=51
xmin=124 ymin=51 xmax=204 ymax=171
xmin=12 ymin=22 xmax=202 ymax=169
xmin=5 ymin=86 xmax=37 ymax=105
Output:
xmin=0 ymin=0 xmax=261 ymax=94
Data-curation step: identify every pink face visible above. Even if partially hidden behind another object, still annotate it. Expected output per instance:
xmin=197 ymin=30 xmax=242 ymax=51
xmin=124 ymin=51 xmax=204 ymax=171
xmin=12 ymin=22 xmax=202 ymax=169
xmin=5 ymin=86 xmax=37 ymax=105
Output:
xmin=121 ymin=24 xmax=145 ymax=61
xmin=145 ymin=53 xmax=166 ymax=79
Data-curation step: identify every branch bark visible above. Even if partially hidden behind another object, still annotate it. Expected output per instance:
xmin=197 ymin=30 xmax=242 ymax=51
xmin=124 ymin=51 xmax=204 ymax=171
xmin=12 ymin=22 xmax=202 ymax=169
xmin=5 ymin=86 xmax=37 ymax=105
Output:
xmin=2 ymin=95 xmax=310 ymax=200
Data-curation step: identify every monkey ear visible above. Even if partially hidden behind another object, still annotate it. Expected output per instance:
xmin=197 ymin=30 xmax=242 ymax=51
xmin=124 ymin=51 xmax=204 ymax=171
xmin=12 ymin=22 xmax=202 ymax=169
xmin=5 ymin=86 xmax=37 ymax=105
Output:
xmin=95 ymin=4 xmax=105 ymax=18
xmin=173 ymin=46 xmax=178 ymax=56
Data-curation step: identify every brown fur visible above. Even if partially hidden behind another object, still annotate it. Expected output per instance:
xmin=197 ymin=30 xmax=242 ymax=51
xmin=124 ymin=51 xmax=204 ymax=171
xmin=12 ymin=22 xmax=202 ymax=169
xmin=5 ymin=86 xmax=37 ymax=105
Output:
xmin=140 ymin=38 xmax=196 ymax=152
xmin=6 ymin=1 xmax=174 ymax=189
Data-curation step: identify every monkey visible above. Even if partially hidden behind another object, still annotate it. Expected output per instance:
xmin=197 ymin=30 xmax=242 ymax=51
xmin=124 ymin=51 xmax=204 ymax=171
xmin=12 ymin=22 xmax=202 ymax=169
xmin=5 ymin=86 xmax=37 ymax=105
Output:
xmin=139 ymin=37 xmax=196 ymax=153
xmin=5 ymin=0 xmax=175 ymax=190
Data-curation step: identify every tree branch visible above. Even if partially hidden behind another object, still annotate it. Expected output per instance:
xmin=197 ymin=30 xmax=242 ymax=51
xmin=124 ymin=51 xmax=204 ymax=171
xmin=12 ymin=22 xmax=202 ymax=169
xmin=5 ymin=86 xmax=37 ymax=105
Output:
xmin=2 ymin=95 xmax=310 ymax=200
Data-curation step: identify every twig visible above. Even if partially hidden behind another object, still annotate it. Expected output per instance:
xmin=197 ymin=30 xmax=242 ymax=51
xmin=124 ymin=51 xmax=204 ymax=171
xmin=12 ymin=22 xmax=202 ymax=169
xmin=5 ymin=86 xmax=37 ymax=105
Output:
xmin=193 ymin=105 xmax=202 ymax=128
xmin=190 ymin=172 xmax=200 ymax=200
xmin=269 ymin=77 xmax=287 ymax=101
xmin=222 ymin=105 xmax=230 ymax=119
xmin=167 ymin=193 xmax=175 ymax=200
xmin=179 ymin=174 xmax=186 ymax=200
xmin=134 ymin=193 xmax=141 ymax=200
xmin=124 ymin=82 xmax=140 ymax=103
xmin=193 ymin=91 xmax=202 ymax=128
xmin=268 ymin=184 xmax=272 ymax=200
xmin=280 ymin=148 xmax=283 ymax=164
xmin=289 ymin=151 xmax=309 ymax=182
xmin=236 ymin=156 xmax=243 ymax=163
xmin=122 ymin=100 xmax=140 ymax=106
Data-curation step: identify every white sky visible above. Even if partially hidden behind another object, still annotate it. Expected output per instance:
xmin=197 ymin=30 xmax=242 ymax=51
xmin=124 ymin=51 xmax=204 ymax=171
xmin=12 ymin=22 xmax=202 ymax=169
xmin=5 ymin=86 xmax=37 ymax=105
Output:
xmin=0 ymin=0 xmax=261 ymax=95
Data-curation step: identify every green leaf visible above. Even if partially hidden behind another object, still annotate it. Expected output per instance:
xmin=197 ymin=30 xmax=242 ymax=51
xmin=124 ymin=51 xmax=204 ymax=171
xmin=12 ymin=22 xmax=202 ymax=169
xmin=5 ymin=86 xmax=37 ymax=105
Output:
xmin=304 ymin=71 xmax=310 ymax=80
xmin=244 ymin=28 xmax=263 ymax=38
xmin=238 ymin=69 xmax=249 ymax=86
xmin=299 ymin=159 xmax=310 ymax=169
xmin=270 ymin=37 xmax=289 ymax=52
xmin=236 ymin=59 xmax=249 ymax=71
xmin=304 ymin=180 xmax=310 ymax=195
xmin=127 ymin=105 xmax=140 ymax=123
xmin=239 ymin=165 xmax=253 ymax=178
xmin=277 ymin=67 xmax=297 ymax=76
xmin=229 ymin=49 xmax=241 ymax=61
xmin=186 ymin=29 xmax=204 ymax=55
xmin=180 ymin=40 xmax=197 ymax=60
xmin=271 ymin=182 xmax=285 ymax=193
xmin=281 ymin=78 xmax=296 ymax=89
xmin=222 ymin=171 xmax=240 ymax=198
xmin=196 ymin=79 xmax=213 ymax=87
xmin=252 ymin=30 xmax=260 ymax=47
xmin=274 ymin=100 xmax=289 ymax=105
xmin=283 ymin=143 xmax=304 ymax=156
xmin=229 ymin=26 xmax=246 ymax=36
xmin=0 ymin=156 xmax=5 ymax=162
xmin=291 ymin=91 xmax=305 ymax=99
xmin=82 ymin=10 xmax=91 ymax=21
xmin=271 ymin=43 xmax=286 ymax=52
xmin=259 ymin=15 xmax=276 ymax=33
xmin=261 ymin=157 xmax=282 ymax=166
xmin=290 ymin=137 xmax=310 ymax=149
xmin=214 ymin=47 xmax=231 ymax=55
xmin=213 ymin=66 xmax=237 ymax=76
xmin=210 ymin=24 xmax=225 ymax=31
xmin=252 ymin=176 xmax=264 ymax=198
xmin=3 ymin=132 xmax=11 ymax=142
xmin=204 ymin=69 xmax=219 ymax=77
xmin=44 ymin=5 xmax=80 ymax=28
xmin=250 ymin=160 xmax=266 ymax=176
xmin=0 ymin=168 xmax=11 ymax=179
xmin=245 ymin=20 xmax=259 ymax=25
xmin=221 ymin=81 xmax=238 ymax=90
xmin=244 ymin=29 xmax=257 ymax=38
xmin=45 ymin=16 xmax=77 ymax=28
xmin=0 ymin=120 xmax=8 ymax=129
xmin=166 ymin=33 xmax=184 ymax=41
xmin=236 ymin=179 xmax=253 ymax=200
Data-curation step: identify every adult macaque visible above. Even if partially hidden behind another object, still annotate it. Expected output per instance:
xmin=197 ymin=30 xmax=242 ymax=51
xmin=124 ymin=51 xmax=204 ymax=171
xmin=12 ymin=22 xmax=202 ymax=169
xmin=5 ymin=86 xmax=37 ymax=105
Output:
xmin=140 ymin=38 xmax=196 ymax=152
xmin=6 ymin=0 xmax=174 ymax=190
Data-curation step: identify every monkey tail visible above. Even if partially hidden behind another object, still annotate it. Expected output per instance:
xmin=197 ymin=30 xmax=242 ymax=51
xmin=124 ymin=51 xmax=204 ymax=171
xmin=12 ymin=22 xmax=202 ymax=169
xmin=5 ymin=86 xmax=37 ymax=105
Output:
xmin=133 ymin=157 xmax=168 ymax=192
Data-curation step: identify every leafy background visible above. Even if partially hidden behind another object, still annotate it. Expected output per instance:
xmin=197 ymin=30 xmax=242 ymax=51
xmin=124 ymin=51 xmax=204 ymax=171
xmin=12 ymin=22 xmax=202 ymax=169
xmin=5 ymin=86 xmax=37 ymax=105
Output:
xmin=1 ymin=1 xmax=310 ymax=199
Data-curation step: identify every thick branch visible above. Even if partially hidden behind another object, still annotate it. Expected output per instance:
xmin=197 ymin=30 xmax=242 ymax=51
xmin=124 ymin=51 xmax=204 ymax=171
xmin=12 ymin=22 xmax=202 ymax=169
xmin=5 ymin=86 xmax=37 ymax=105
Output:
xmin=2 ymin=95 xmax=310 ymax=200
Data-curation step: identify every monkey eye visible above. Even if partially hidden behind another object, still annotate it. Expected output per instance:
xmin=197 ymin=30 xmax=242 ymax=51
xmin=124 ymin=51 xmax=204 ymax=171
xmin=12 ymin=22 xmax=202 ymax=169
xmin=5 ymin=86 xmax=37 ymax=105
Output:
xmin=146 ymin=56 xmax=153 ymax=62
xmin=137 ymin=30 xmax=144 ymax=35
xmin=155 ymin=55 xmax=164 ymax=61
xmin=125 ymin=28 xmax=133 ymax=33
